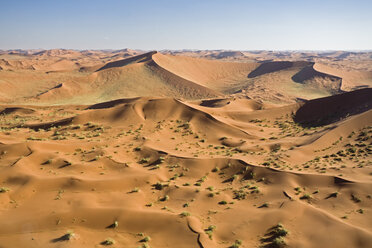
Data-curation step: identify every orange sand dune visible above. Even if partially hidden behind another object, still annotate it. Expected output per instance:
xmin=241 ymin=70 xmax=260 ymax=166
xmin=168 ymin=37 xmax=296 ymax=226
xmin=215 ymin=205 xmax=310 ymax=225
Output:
xmin=0 ymin=88 xmax=371 ymax=247
xmin=0 ymin=50 xmax=372 ymax=247
xmin=152 ymin=53 xmax=258 ymax=90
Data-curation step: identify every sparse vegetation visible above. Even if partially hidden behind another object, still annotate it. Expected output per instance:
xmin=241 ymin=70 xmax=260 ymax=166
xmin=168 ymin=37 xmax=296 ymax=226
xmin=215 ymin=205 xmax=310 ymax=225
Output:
xmin=159 ymin=195 xmax=169 ymax=201
xmin=260 ymin=223 xmax=289 ymax=248
xmin=180 ymin=211 xmax=191 ymax=217
xmin=205 ymin=225 xmax=216 ymax=239
xmin=300 ymin=194 xmax=312 ymax=200
xmin=101 ymin=238 xmax=115 ymax=245
xmin=0 ymin=187 xmax=10 ymax=193
xmin=63 ymin=230 xmax=75 ymax=241
xmin=140 ymin=236 xmax=151 ymax=242
xmin=230 ymin=239 xmax=242 ymax=248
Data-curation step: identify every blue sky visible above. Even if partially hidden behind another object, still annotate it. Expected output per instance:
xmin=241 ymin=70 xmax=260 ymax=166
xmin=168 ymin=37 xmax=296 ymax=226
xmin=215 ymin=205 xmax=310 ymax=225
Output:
xmin=0 ymin=0 xmax=371 ymax=50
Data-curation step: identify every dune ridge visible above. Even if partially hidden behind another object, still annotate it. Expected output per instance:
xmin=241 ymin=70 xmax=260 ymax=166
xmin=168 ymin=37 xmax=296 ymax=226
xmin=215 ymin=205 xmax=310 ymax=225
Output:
xmin=1 ymin=50 xmax=371 ymax=104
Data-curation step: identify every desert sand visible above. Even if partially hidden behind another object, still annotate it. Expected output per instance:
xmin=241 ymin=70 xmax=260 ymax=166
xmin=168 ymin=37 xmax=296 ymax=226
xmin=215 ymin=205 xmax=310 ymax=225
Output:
xmin=0 ymin=50 xmax=371 ymax=248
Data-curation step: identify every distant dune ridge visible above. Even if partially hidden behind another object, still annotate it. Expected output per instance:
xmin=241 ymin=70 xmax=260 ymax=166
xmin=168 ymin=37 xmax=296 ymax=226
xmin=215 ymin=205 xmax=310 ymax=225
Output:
xmin=0 ymin=49 xmax=371 ymax=248
xmin=0 ymin=49 xmax=371 ymax=104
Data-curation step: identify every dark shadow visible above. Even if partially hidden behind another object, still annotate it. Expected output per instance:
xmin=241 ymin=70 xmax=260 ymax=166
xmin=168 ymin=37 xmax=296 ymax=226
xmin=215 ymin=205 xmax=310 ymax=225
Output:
xmin=258 ymin=203 xmax=269 ymax=208
xmin=95 ymin=51 xmax=157 ymax=71
xmin=106 ymin=222 xmax=117 ymax=229
xmin=325 ymin=192 xmax=338 ymax=199
xmin=0 ymin=107 xmax=35 ymax=115
xmin=17 ymin=117 xmax=73 ymax=131
xmin=59 ymin=161 xmax=72 ymax=169
xmin=259 ymin=224 xmax=288 ymax=248
xmin=36 ymin=83 xmax=63 ymax=97
xmin=260 ymin=234 xmax=277 ymax=243
xmin=86 ymin=98 xmax=140 ymax=110
xmin=152 ymin=183 xmax=167 ymax=190
xmin=51 ymin=234 xmax=71 ymax=243
xmin=293 ymin=88 xmax=372 ymax=127
xmin=147 ymin=157 xmax=166 ymax=167
xmin=41 ymin=160 xmax=51 ymax=165
xmin=282 ymin=191 xmax=292 ymax=200
xmin=334 ymin=176 xmax=353 ymax=185
xmin=242 ymin=171 xmax=255 ymax=180
xmin=291 ymin=64 xmax=340 ymax=83
xmin=199 ymin=98 xmax=230 ymax=108
xmin=100 ymin=240 xmax=113 ymax=245
xmin=248 ymin=61 xmax=294 ymax=78
xmin=222 ymin=177 xmax=235 ymax=183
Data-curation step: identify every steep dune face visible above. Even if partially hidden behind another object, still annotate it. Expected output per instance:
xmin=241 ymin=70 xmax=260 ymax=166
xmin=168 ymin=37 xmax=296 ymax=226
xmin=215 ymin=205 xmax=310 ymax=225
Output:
xmin=294 ymin=88 xmax=372 ymax=126
xmin=248 ymin=61 xmax=311 ymax=78
xmin=246 ymin=61 xmax=343 ymax=95
xmin=152 ymin=53 xmax=258 ymax=89
xmin=145 ymin=59 xmax=222 ymax=99
xmin=292 ymin=63 xmax=342 ymax=93
xmin=91 ymin=61 xmax=174 ymax=99
xmin=95 ymin=51 xmax=158 ymax=71
xmin=314 ymin=63 xmax=372 ymax=91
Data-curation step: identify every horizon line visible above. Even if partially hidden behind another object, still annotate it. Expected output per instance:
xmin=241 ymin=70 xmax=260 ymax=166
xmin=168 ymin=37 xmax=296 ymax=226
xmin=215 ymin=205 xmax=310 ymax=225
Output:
xmin=2 ymin=48 xmax=372 ymax=52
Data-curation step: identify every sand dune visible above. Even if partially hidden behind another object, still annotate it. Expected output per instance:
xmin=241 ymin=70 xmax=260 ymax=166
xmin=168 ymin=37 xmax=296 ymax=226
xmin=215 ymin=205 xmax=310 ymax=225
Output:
xmin=152 ymin=53 xmax=258 ymax=89
xmin=0 ymin=50 xmax=372 ymax=247
xmin=0 ymin=88 xmax=371 ymax=247
xmin=1 ymin=50 xmax=372 ymax=104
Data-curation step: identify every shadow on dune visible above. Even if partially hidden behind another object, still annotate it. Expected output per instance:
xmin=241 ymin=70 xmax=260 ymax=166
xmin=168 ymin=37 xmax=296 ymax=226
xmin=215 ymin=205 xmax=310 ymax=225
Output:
xmin=95 ymin=51 xmax=157 ymax=71
xmin=17 ymin=117 xmax=73 ymax=130
xmin=86 ymin=98 xmax=140 ymax=110
xmin=248 ymin=61 xmax=295 ymax=78
xmin=294 ymin=88 xmax=372 ymax=127
xmin=50 ymin=234 xmax=71 ymax=243
xmin=291 ymin=64 xmax=342 ymax=84
xmin=199 ymin=98 xmax=231 ymax=107
xmin=0 ymin=107 xmax=35 ymax=115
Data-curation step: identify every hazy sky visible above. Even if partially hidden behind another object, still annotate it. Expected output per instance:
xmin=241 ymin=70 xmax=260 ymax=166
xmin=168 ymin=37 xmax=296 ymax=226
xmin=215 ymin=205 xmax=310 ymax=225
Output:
xmin=1 ymin=0 xmax=371 ymax=50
